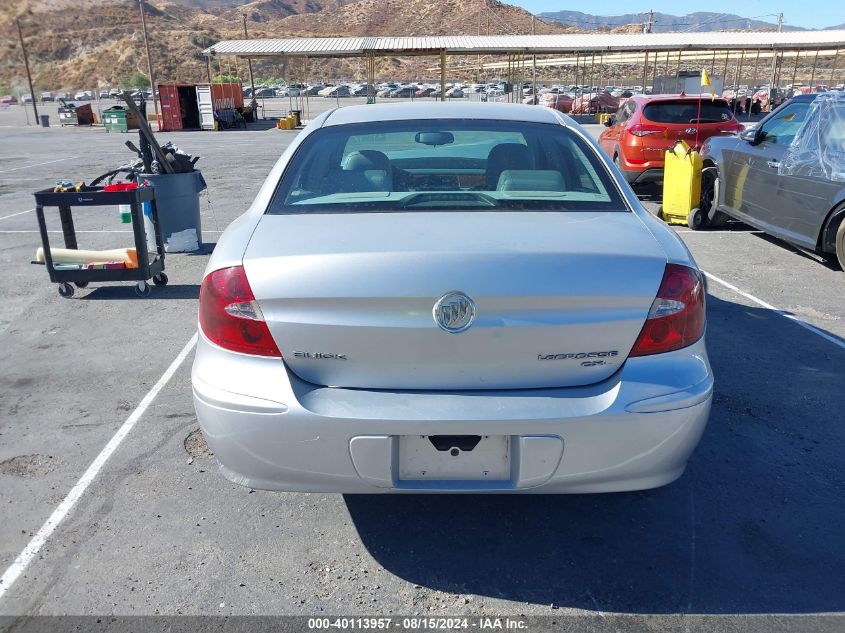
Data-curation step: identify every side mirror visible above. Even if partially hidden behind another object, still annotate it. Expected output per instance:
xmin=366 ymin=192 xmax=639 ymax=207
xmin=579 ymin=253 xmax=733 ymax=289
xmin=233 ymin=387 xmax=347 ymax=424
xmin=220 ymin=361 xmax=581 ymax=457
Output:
xmin=740 ymin=127 xmax=758 ymax=144
xmin=603 ymin=118 xmax=615 ymax=127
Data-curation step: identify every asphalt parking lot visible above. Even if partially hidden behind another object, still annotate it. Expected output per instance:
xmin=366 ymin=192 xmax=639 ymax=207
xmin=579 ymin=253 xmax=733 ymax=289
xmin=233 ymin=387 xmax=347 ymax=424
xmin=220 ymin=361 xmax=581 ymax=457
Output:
xmin=0 ymin=103 xmax=844 ymax=631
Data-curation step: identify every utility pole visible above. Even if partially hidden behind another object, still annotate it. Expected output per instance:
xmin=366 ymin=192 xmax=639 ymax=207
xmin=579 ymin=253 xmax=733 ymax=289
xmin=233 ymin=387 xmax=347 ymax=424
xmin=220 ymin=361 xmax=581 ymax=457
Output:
xmin=644 ymin=9 xmax=655 ymax=34
xmin=138 ymin=0 xmax=159 ymax=119
xmin=768 ymin=12 xmax=784 ymax=108
xmin=16 ymin=19 xmax=39 ymax=124
xmin=243 ymin=13 xmax=256 ymax=99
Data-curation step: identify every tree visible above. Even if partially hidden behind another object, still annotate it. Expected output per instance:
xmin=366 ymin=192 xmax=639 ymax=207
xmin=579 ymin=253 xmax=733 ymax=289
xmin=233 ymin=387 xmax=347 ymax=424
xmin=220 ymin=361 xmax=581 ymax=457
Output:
xmin=121 ymin=71 xmax=150 ymax=89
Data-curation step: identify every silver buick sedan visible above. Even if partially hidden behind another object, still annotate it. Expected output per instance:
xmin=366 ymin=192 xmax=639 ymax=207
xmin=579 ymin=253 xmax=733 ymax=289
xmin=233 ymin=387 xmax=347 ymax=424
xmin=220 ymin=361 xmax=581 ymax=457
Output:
xmin=192 ymin=103 xmax=712 ymax=493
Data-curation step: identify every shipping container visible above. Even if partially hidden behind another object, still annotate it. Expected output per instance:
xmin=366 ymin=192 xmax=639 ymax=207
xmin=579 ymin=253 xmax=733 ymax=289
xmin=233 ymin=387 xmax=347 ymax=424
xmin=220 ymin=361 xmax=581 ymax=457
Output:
xmin=157 ymin=82 xmax=243 ymax=131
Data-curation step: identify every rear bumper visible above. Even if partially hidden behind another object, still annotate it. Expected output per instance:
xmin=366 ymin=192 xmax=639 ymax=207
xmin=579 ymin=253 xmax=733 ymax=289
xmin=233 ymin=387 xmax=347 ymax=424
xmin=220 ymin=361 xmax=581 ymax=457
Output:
xmin=192 ymin=334 xmax=713 ymax=494
xmin=625 ymin=168 xmax=665 ymax=185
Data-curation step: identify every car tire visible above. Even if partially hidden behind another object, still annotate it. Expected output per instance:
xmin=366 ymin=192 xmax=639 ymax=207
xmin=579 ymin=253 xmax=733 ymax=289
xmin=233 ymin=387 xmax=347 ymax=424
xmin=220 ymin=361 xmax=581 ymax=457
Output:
xmin=700 ymin=168 xmax=728 ymax=228
xmin=836 ymin=218 xmax=845 ymax=271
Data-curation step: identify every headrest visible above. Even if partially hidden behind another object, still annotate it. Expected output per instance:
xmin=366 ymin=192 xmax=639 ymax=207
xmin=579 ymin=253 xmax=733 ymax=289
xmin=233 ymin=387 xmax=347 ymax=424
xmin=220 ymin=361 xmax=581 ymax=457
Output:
xmin=343 ymin=150 xmax=389 ymax=171
xmin=487 ymin=143 xmax=533 ymax=167
xmin=496 ymin=170 xmax=566 ymax=192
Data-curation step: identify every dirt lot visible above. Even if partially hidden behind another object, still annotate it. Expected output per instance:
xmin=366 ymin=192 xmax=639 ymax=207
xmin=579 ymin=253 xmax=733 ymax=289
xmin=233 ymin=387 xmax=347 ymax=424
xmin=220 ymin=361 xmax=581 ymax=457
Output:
xmin=0 ymin=102 xmax=843 ymax=632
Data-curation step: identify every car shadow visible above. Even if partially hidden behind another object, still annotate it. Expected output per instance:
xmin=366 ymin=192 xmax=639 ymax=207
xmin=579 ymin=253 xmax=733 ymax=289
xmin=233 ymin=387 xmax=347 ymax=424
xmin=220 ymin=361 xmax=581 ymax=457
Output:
xmin=345 ymin=293 xmax=845 ymax=614
xmin=80 ymin=283 xmax=199 ymax=300
xmin=751 ymin=232 xmax=842 ymax=270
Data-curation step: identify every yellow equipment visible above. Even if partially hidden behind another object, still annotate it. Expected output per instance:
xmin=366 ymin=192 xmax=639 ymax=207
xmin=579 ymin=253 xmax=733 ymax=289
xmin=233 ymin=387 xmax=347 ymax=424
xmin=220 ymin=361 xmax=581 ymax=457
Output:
xmin=596 ymin=113 xmax=613 ymax=125
xmin=277 ymin=116 xmax=297 ymax=130
xmin=660 ymin=140 xmax=704 ymax=228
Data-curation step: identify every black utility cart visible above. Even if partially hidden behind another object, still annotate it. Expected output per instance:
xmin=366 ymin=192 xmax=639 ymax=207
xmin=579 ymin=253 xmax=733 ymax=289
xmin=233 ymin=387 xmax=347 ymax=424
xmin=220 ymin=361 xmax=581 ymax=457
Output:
xmin=34 ymin=185 xmax=168 ymax=298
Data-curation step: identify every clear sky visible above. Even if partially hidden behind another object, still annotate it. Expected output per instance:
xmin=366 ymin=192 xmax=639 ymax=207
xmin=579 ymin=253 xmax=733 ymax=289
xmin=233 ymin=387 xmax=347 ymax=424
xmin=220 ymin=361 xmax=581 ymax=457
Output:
xmin=509 ymin=1 xmax=845 ymax=30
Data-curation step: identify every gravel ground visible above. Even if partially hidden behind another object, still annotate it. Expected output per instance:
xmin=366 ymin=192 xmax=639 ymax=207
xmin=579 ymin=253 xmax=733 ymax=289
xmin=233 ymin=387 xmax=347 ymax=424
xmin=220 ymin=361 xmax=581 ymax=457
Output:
xmin=0 ymin=105 xmax=843 ymax=632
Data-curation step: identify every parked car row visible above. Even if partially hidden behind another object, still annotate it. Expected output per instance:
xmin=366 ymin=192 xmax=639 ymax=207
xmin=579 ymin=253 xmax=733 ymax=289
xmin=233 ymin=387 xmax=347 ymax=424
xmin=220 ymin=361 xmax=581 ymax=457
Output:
xmin=14 ymin=88 xmax=148 ymax=104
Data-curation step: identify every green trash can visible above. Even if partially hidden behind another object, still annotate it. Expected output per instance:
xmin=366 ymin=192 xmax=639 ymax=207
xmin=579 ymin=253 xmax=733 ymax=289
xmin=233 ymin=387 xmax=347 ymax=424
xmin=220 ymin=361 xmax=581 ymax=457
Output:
xmin=103 ymin=106 xmax=138 ymax=133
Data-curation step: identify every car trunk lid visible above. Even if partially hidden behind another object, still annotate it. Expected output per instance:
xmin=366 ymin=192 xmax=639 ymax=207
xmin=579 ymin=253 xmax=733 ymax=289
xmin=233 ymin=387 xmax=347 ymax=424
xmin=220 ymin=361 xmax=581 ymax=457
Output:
xmin=243 ymin=211 xmax=667 ymax=390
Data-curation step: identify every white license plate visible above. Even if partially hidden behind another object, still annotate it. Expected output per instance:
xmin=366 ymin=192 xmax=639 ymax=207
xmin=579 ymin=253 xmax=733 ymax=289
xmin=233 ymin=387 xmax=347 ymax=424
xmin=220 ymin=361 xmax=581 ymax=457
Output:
xmin=398 ymin=435 xmax=511 ymax=481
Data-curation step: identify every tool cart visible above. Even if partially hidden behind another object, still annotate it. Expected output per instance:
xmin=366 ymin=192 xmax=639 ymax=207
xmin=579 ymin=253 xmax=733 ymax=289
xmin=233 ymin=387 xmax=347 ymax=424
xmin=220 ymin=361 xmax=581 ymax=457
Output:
xmin=33 ymin=185 xmax=167 ymax=298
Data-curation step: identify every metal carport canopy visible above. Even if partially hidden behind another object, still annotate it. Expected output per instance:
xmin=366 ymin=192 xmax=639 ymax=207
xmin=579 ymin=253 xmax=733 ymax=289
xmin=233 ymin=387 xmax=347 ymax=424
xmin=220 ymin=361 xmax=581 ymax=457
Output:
xmin=204 ymin=31 xmax=845 ymax=58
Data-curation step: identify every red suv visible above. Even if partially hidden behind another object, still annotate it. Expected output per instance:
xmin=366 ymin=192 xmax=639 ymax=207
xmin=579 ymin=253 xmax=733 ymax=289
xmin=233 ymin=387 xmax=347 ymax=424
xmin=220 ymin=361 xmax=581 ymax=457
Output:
xmin=598 ymin=94 xmax=744 ymax=185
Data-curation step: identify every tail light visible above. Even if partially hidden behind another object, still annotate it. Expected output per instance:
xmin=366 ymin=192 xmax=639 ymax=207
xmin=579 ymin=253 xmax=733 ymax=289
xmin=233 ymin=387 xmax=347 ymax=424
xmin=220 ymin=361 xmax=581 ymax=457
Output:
xmin=198 ymin=266 xmax=282 ymax=357
xmin=628 ymin=123 xmax=666 ymax=137
xmin=630 ymin=264 xmax=706 ymax=357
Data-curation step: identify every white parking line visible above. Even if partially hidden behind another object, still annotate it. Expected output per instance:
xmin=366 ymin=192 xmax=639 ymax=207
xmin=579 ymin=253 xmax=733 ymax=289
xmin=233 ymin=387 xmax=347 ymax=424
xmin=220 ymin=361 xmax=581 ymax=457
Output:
xmin=703 ymin=271 xmax=845 ymax=352
xmin=0 ymin=333 xmax=198 ymax=602
xmin=0 ymin=157 xmax=78 ymax=174
xmin=0 ymin=157 xmax=77 ymax=174
xmin=0 ymin=209 xmax=35 ymax=221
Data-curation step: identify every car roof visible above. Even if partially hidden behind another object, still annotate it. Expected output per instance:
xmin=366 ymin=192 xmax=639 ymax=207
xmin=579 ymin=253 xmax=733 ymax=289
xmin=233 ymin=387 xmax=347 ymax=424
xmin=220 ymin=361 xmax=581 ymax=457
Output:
xmin=322 ymin=102 xmax=564 ymax=127
xmin=633 ymin=94 xmax=728 ymax=103
xmin=790 ymin=93 xmax=820 ymax=102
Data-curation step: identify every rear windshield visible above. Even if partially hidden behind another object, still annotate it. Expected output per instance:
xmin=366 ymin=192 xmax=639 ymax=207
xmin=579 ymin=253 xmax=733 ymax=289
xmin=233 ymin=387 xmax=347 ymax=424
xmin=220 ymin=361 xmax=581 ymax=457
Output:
xmin=643 ymin=100 xmax=734 ymax=124
xmin=267 ymin=119 xmax=627 ymax=214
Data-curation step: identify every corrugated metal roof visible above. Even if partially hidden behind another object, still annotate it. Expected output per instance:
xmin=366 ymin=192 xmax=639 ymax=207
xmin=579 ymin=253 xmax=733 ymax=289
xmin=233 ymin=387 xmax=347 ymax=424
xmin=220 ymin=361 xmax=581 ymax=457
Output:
xmin=204 ymin=31 xmax=845 ymax=57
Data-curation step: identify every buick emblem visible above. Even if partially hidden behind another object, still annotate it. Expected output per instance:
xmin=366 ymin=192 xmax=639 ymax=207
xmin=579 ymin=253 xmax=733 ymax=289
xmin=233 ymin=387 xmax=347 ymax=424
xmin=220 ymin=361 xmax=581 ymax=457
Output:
xmin=433 ymin=292 xmax=476 ymax=333
xmin=685 ymin=127 xmax=697 ymax=135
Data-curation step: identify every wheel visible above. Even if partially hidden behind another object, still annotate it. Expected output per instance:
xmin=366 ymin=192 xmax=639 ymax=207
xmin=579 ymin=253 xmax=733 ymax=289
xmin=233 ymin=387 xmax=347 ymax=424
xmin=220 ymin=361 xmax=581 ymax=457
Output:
xmin=152 ymin=272 xmax=168 ymax=286
xmin=700 ymin=168 xmax=728 ymax=228
xmin=58 ymin=282 xmax=74 ymax=298
xmin=74 ymin=281 xmax=88 ymax=288
xmin=134 ymin=281 xmax=151 ymax=297
xmin=836 ymin=218 xmax=845 ymax=271
xmin=687 ymin=207 xmax=707 ymax=230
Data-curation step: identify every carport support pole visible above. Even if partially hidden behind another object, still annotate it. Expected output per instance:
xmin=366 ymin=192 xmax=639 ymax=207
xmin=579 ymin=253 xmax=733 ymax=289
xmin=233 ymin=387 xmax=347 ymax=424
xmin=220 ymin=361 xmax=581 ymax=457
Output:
xmin=733 ymin=50 xmax=745 ymax=101
xmin=830 ymin=48 xmax=840 ymax=85
xmin=440 ymin=50 xmax=446 ymax=102
xmin=138 ymin=0 xmax=159 ymax=119
xmin=751 ymin=49 xmax=761 ymax=90
xmin=642 ymin=51 xmax=649 ymax=93
xmin=651 ymin=52 xmax=659 ymax=91
xmin=809 ymin=48 xmax=820 ymax=89
xmin=769 ymin=49 xmax=780 ymax=102
xmin=790 ymin=50 xmax=800 ymax=89
xmin=242 ymin=14 xmax=256 ymax=103
xmin=15 ymin=19 xmax=38 ymax=124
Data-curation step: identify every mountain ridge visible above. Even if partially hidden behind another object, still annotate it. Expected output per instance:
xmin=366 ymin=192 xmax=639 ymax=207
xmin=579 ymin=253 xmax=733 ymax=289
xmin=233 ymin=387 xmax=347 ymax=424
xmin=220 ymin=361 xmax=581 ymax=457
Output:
xmin=537 ymin=10 xmax=809 ymax=32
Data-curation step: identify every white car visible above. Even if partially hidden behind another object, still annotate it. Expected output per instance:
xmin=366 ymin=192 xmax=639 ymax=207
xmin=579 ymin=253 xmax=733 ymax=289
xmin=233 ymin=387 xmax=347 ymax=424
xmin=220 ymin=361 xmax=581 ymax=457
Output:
xmin=192 ymin=103 xmax=712 ymax=493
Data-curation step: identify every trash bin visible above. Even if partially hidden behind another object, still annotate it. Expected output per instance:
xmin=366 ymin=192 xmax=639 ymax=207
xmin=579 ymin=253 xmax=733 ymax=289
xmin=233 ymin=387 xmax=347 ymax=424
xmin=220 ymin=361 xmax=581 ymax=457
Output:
xmin=103 ymin=106 xmax=138 ymax=133
xmin=289 ymin=110 xmax=301 ymax=127
xmin=39 ymin=115 xmax=49 ymax=128
xmin=139 ymin=171 xmax=207 ymax=252
xmin=660 ymin=140 xmax=703 ymax=227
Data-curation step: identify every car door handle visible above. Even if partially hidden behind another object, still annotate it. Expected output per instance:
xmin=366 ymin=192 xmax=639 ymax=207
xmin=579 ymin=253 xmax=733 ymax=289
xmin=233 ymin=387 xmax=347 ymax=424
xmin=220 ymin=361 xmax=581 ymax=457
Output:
xmin=767 ymin=160 xmax=780 ymax=168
